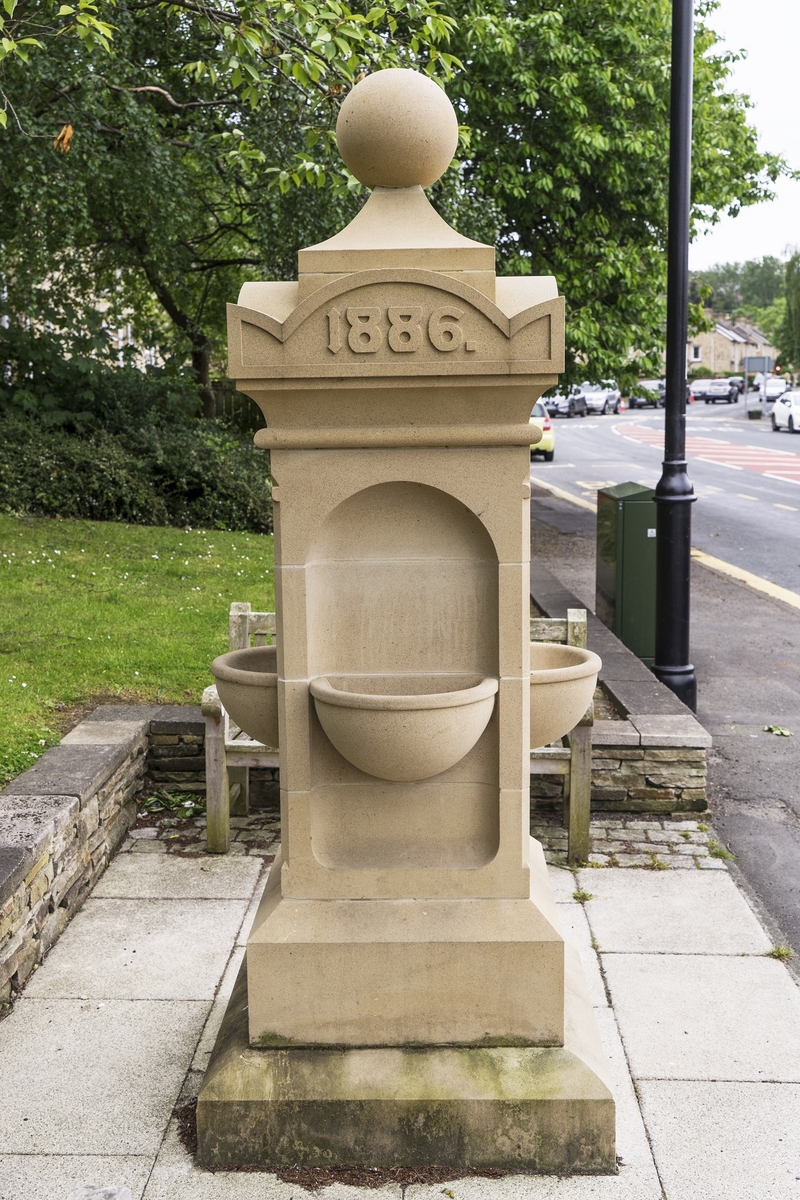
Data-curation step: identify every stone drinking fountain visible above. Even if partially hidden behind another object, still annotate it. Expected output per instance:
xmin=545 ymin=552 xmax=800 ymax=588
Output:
xmin=200 ymin=68 xmax=614 ymax=1172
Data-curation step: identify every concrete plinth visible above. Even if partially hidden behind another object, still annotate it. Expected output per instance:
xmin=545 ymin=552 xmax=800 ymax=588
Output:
xmin=197 ymin=942 xmax=615 ymax=1172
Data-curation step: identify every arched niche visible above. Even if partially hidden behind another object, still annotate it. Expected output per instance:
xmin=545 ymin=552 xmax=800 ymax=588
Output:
xmin=306 ymin=481 xmax=499 ymax=679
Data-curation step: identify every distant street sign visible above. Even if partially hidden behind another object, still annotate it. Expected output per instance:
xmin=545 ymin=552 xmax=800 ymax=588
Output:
xmin=743 ymin=356 xmax=774 ymax=373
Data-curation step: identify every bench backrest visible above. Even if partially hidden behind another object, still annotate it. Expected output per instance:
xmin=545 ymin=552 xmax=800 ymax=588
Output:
xmin=228 ymin=601 xmax=276 ymax=650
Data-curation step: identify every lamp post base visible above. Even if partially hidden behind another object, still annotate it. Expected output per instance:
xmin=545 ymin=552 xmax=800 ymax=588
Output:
xmin=652 ymin=661 xmax=697 ymax=712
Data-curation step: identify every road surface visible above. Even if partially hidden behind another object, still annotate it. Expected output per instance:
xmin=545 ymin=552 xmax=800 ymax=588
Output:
xmin=530 ymin=399 xmax=800 ymax=954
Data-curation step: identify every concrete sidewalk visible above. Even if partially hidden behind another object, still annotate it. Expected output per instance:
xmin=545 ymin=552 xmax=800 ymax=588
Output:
xmin=1 ymin=820 xmax=799 ymax=1200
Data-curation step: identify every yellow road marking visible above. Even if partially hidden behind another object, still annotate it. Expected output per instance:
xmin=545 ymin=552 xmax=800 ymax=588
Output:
xmin=533 ymin=474 xmax=800 ymax=612
xmin=531 ymin=476 xmax=597 ymax=512
xmin=690 ymin=550 xmax=800 ymax=613
xmin=736 ymin=494 xmax=758 ymax=501
xmin=775 ymin=503 xmax=798 ymax=511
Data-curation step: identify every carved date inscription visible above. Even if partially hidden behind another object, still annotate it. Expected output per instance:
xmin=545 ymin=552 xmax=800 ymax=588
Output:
xmin=327 ymin=305 xmax=477 ymax=355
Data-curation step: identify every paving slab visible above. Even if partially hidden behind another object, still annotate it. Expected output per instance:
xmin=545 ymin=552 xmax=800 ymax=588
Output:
xmin=602 ymin=954 xmax=800 ymax=1081
xmin=0 ymin=1154 xmax=152 ymax=1200
xmin=577 ymin=868 xmax=772 ymax=955
xmin=24 ymin=898 xmax=249 ymax=1001
xmin=0 ymin=998 xmax=207 ymax=1154
xmin=547 ymin=865 xmax=579 ymax=904
xmin=555 ymin=904 xmax=608 ymax=1009
xmin=93 ymin=853 xmax=263 ymax=901
xmin=638 ymin=1080 xmax=800 ymax=1200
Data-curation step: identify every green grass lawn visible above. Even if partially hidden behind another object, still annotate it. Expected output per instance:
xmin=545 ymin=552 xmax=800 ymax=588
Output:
xmin=0 ymin=513 xmax=275 ymax=785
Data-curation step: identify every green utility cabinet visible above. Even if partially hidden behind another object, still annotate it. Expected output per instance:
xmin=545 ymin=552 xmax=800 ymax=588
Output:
xmin=596 ymin=482 xmax=657 ymax=665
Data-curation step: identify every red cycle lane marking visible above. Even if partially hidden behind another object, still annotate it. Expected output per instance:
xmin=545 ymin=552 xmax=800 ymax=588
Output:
xmin=612 ymin=425 xmax=800 ymax=485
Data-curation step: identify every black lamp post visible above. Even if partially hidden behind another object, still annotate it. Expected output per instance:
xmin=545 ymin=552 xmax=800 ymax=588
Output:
xmin=652 ymin=0 xmax=698 ymax=712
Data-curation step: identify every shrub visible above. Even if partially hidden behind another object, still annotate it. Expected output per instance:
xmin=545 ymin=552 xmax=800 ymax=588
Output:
xmin=0 ymin=322 xmax=201 ymax=432
xmin=0 ymin=418 xmax=272 ymax=533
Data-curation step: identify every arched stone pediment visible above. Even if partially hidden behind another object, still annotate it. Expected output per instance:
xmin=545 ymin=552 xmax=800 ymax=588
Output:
xmin=228 ymin=268 xmax=564 ymax=381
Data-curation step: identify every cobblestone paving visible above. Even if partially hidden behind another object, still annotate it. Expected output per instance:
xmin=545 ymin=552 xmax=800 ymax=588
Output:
xmin=121 ymin=801 xmax=280 ymax=860
xmin=531 ymin=811 xmax=731 ymax=870
xmin=120 ymin=796 xmax=730 ymax=873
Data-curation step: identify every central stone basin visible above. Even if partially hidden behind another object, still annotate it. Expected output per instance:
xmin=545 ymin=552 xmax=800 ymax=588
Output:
xmin=309 ymin=672 xmax=498 ymax=781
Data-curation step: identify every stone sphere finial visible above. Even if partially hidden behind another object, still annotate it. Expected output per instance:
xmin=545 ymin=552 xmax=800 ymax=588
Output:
xmin=336 ymin=68 xmax=459 ymax=189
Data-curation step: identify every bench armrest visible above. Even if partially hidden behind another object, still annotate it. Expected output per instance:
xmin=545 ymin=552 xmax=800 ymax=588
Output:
xmin=201 ymin=684 xmax=221 ymax=717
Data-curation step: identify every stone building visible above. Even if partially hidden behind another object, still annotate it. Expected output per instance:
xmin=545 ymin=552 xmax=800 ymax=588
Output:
xmin=687 ymin=315 xmax=775 ymax=375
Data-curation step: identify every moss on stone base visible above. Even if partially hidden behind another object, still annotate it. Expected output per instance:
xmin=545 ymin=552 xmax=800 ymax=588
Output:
xmin=197 ymin=958 xmax=615 ymax=1173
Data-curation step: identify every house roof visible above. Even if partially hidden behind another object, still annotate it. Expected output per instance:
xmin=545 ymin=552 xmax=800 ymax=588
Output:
xmin=714 ymin=322 xmax=747 ymax=344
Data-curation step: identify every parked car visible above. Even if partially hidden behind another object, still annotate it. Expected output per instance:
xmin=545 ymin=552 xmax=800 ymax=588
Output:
xmin=530 ymin=400 xmax=555 ymax=461
xmin=628 ymin=379 xmax=665 ymax=408
xmin=771 ymin=390 xmax=800 ymax=432
xmin=581 ymin=380 xmax=621 ymax=414
xmin=694 ymin=377 xmax=739 ymax=404
xmin=543 ymin=385 xmax=588 ymax=419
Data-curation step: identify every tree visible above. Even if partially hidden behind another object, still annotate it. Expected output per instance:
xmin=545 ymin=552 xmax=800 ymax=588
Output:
xmin=779 ymin=254 xmax=800 ymax=373
xmin=693 ymin=256 xmax=786 ymax=314
xmin=0 ymin=0 xmax=456 ymax=412
xmin=436 ymin=0 xmax=785 ymax=386
xmin=0 ymin=0 xmax=113 ymax=129
xmin=0 ymin=0 xmax=788 ymax=403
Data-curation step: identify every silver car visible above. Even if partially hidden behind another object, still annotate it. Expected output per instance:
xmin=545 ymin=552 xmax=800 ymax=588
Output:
xmin=581 ymin=380 xmax=621 ymax=415
xmin=544 ymin=385 xmax=588 ymax=418
xmin=694 ymin=377 xmax=738 ymax=405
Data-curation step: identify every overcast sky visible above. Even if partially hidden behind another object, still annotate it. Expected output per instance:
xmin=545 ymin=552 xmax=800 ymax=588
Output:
xmin=688 ymin=0 xmax=799 ymax=271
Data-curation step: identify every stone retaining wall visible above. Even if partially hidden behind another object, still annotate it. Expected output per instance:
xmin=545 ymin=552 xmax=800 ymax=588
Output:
xmin=530 ymin=746 xmax=708 ymax=815
xmin=0 ymin=705 xmax=159 ymax=1003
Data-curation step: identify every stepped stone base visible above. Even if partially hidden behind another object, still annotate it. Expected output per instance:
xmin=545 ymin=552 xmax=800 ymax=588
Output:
xmin=196 ymin=944 xmax=615 ymax=1172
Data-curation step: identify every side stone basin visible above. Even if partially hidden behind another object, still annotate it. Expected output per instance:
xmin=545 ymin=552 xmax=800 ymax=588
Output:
xmin=309 ymin=673 xmax=498 ymax=782
xmin=530 ymin=643 xmax=601 ymax=750
xmin=210 ymin=645 xmax=279 ymax=747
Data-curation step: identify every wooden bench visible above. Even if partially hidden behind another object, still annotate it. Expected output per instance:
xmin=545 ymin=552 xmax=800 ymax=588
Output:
xmin=202 ymin=602 xmax=593 ymax=863
xmin=201 ymin=602 xmax=278 ymax=853
xmin=529 ymin=608 xmax=593 ymax=865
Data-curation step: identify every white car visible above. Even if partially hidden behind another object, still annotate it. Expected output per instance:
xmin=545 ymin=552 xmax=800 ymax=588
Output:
xmin=764 ymin=375 xmax=788 ymax=402
xmin=771 ymin=391 xmax=800 ymax=432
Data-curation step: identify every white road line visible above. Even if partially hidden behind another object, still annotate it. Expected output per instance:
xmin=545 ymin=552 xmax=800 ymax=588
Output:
xmin=775 ymin=504 xmax=799 ymax=511
xmin=765 ymin=473 xmax=800 ymax=486
xmin=697 ymin=458 xmax=743 ymax=470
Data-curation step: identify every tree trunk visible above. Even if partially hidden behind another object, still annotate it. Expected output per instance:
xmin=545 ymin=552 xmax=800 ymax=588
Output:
xmin=139 ymin=258 xmax=216 ymax=417
xmin=192 ymin=336 xmax=215 ymax=419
